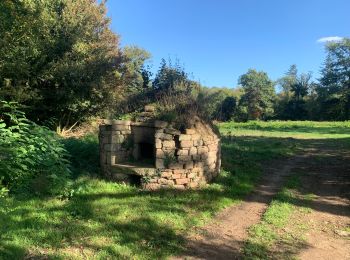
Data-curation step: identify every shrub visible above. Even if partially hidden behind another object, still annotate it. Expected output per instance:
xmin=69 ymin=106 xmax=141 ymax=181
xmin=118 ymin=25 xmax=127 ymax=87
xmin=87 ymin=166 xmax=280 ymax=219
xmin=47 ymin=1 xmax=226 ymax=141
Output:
xmin=63 ymin=134 xmax=100 ymax=177
xmin=0 ymin=101 xmax=71 ymax=196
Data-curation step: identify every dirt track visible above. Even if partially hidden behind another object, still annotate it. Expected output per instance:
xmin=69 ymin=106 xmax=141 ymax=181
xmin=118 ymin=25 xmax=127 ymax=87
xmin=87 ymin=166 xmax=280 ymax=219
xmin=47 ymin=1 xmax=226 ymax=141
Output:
xmin=173 ymin=140 xmax=350 ymax=259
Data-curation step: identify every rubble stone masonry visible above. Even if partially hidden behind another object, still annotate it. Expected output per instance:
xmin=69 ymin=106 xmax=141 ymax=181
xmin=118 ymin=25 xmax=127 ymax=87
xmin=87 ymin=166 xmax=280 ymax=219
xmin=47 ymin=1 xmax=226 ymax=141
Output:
xmin=99 ymin=117 xmax=221 ymax=190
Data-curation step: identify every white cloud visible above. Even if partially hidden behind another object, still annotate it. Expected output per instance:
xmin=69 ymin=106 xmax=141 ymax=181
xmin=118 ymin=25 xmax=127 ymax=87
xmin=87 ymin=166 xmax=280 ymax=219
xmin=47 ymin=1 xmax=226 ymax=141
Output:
xmin=317 ymin=36 xmax=343 ymax=43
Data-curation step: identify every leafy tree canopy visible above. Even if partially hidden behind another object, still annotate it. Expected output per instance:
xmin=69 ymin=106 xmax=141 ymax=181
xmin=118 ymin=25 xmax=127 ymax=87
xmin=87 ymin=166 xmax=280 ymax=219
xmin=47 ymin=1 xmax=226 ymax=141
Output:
xmin=238 ymin=69 xmax=275 ymax=120
xmin=319 ymin=38 xmax=350 ymax=120
xmin=0 ymin=0 xmax=122 ymax=128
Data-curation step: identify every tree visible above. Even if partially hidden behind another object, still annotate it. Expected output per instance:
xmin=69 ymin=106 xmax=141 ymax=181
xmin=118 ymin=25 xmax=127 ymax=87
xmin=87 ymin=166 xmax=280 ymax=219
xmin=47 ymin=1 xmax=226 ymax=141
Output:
xmin=238 ymin=69 xmax=275 ymax=120
xmin=276 ymin=65 xmax=314 ymax=120
xmin=219 ymin=96 xmax=236 ymax=121
xmin=118 ymin=46 xmax=152 ymax=93
xmin=152 ymin=59 xmax=198 ymax=94
xmin=0 ymin=0 xmax=122 ymax=128
xmin=278 ymin=64 xmax=298 ymax=95
xmin=197 ymin=87 xmax=239 ymax=121
xmin=319 ymin=38 xmax=350 ymax=120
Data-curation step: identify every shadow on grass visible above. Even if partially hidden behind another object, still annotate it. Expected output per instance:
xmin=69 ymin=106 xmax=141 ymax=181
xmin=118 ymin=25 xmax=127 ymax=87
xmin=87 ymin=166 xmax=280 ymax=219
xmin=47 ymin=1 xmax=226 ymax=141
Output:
xmin=1 ymin=134 xmax=349 ymax=259
xmin=219 ymin=121 xmax=350 ymax=136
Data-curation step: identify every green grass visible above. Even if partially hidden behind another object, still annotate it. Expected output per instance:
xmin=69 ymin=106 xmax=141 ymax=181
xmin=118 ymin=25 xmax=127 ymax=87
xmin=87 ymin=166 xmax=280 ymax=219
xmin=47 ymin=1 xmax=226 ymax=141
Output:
xmin=1 ymin=120 xmax=349 ymax=259
xmin=0 ymin=127 xmax=298 ymax=259
xmin=244 ymin=174 xmax=312 ymax=260
xmin=220 ymin=120 xmax=350 ymax=139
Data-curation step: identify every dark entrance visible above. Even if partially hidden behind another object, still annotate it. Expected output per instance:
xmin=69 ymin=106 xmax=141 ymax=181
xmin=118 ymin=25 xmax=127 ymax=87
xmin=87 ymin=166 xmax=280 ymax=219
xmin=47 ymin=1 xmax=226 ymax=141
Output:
xmin=139 ymin=142 xmax=154 ymax=160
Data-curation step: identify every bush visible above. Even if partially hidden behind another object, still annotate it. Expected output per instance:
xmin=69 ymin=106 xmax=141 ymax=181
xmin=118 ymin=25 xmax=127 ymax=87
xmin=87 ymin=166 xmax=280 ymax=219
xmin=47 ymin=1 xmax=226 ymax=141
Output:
xmin=63 ymin=134 xmax=100 ymax=177
xmin=0 ymin=101 xmax=71 ymax=196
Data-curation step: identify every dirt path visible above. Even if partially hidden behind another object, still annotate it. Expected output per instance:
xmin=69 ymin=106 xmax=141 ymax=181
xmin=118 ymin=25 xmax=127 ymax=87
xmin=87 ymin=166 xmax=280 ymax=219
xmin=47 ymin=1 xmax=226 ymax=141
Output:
xmin=296 ymin=144 xmax=350 ymax=260
xmin=173 ymin=141 xmax=350 ymax=260
xmin=173 ymin=155 xmax=308 ymax=260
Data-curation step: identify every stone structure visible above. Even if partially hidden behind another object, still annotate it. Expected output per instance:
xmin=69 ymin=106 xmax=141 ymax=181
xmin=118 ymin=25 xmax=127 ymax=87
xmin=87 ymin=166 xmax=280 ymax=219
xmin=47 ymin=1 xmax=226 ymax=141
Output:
xmin=99 ymin=107 xmax=221 ymax=189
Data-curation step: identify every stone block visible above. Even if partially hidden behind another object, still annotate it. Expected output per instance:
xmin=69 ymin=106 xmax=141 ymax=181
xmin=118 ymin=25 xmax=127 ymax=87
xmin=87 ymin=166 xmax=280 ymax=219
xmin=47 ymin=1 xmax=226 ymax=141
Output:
xmin=171 ymin=173 xmax=182 ymax=179
xmin=155 ymin=132 xmax=173 ymax=140
xmin=198 ymin=146 xmax=209 ymax=154
xmin=155 ymin=139 xmax=162 ymax=149
xmin=208 ymin=163 xmax=216 ymax=169
xmin=189 ymin=147 xmax=197 ymax=155
xmin=163 ymin=140 xmax=175 ymax=148
xmin=187 ymin=182 xmax=199 ymax=188
xmin=191 ymin=134 xmax=201 ymax=141
xmin=144 ymin=183 xmax=161 ymax=190
xmin=185 ymin=129 xmax=196 ymax=134
xmin=173 ymin=169 xmax=186 ymax=174
xmin=176 ymin=149 xmax=189 ymax=156
xmin=161 ymin=170 xmax=172 ymax=178
xmin=163 ymin=148 xmax=176 ymax=155
xmin=184 ymin=161 xmax=194 ymax=169
xmin=206 ymin=157 xmax=216 ymax=165
xmin=158 ymin=178 xmax=174 ymax=185
xmin=175 ymin=178 xmax=189 ymax=185
xmin=106 ymin=153 xmax=116 ymax=165
xmin=187 ymin=171 xmax=196 ymax=178
xmin=192 ymin=167 xmax=201 ymax=173
xmin=173 ymin=185 xmax=185 ymax=190
xmin=154 ymin=120 xmax=168 ymax=128
xmin=208 ymin=144 xmax=218 ymax=151
xmin=193 ymin=140 xmax=203 ymax=147
xmin=192 ymin=154 xmax=201 ymax=161
xmin=180 ymin=140 xmax=193 ymax=148
xmin=164 ymin=128 xmax=181 ymax=135
xmin=178 ymin=155 xmax=192 ymax=162
xmin=194 ymin=162 xmax=204 ymax=168
xmin=169 ymin=162 xmax=184 ymax=169
xmin=156 ymin=159 xmax=165 ymax=168
xmin=179 ymin=134 xmax=191 ymax=141
xmin=156 ymin=149 xmax=164 ymax=158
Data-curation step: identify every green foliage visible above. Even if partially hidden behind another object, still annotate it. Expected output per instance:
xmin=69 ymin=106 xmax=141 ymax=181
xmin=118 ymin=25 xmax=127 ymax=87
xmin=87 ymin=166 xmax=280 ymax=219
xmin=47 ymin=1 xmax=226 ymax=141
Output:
xmin=276 ymin=65 xmax=314 ymax=120
xmin=238 ymin=69 xmax=276 ymax=120
xmin=244 ymin=175 xmax=300 ymax=259
xmin=63 ymin=134 xmax=99 ymax=177
xmin=0 ymin=120 xmax=304 ymax=259
xmin=2 ymin=121 xmax=346 ymax=258
xmin=197 ymin=87 xmax=241 ymax=121
xmin=0 ymin=101 xmax=71 ymax=196
xmin=0 ymin=0 xmax=121 ymax=127
xmin=319 ymin=38 xmax=350 ymax=120
xmin=153 ymin=58 xmax=198 ymax=93
xmin=151 ymin=59 xmax=205 ymax=127
xmin=118 ymin=45 xmax=152 ymax=93
xmin=219 ymin=120 xmax=350 ymax=139
xmin=163 ymin=152 xmax=177 ymax=168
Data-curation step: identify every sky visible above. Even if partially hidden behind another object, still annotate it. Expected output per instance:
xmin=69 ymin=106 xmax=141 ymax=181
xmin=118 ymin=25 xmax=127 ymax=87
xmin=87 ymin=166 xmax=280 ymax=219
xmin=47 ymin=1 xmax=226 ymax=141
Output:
xmin=106 ymin=0 xmax=350 ymax=88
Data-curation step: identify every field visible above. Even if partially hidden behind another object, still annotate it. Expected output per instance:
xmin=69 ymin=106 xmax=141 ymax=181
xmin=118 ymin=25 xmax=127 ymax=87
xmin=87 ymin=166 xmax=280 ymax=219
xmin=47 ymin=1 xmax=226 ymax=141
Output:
xmin=1 ymin=121 xmax=349 ymax=259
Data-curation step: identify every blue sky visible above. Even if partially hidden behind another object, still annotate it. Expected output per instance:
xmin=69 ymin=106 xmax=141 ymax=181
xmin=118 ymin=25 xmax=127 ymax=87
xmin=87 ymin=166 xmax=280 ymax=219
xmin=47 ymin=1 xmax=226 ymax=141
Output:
xmin=106 ymin=0 xmax=349 ymax=87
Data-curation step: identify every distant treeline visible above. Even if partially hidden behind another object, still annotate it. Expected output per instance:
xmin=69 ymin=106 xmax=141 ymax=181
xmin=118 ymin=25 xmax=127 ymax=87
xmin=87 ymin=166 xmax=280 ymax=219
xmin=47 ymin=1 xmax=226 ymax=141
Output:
xmin=1 ymin=0 xmax=349 ymax=131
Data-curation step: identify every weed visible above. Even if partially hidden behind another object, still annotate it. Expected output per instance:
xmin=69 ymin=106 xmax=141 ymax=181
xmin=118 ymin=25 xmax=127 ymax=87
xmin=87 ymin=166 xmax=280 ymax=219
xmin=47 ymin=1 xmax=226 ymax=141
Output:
xmin=163 ymin=152 xmax=177 ymax=168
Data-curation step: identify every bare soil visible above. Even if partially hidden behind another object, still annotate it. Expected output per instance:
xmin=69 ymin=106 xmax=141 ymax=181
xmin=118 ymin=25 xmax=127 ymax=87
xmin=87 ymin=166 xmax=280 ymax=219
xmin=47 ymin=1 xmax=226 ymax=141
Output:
xmin=296 ymin=144 xmax=350 ymax=260
xmin=173 ymin=141 xmax=350 ymax=260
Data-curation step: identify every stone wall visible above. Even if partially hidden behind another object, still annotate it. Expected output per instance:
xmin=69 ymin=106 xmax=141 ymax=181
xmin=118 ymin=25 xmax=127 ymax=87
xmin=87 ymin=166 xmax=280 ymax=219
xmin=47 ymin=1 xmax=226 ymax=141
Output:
xmin=99 ymin=117 xmax=221 ymax=189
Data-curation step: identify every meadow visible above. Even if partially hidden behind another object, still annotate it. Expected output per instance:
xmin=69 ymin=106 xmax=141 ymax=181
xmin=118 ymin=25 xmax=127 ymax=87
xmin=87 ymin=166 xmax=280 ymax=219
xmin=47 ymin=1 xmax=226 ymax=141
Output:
xmin=1 ymin=121 xmax=349 ymax=259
